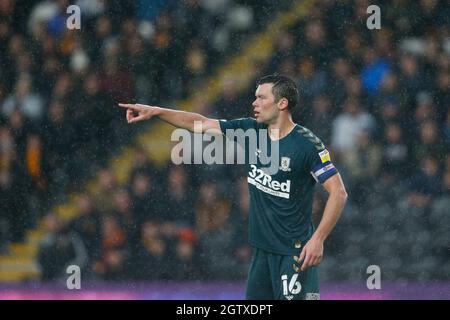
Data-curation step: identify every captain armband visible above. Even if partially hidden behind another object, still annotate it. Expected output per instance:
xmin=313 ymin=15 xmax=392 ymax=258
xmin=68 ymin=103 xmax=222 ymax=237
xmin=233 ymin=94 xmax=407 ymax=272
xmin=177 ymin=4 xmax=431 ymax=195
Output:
xmin=310 ymin=161 xmax=338 ymax=183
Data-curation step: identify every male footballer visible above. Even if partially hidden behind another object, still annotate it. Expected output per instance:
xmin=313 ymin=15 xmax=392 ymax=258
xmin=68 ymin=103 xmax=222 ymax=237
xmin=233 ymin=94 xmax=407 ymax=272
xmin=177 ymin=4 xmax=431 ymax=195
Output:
xmin=119 ymin=74 xmax=348 ymax=300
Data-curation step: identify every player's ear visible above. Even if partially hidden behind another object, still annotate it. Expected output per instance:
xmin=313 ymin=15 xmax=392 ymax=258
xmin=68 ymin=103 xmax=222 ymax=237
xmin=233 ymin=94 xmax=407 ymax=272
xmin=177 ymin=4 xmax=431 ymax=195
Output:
xmin=278 ymin=98 xmax=289 ymax=111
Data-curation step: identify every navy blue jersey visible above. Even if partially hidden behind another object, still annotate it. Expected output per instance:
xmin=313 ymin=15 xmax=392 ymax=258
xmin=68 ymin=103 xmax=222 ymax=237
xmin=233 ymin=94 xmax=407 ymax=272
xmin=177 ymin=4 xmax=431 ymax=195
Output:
xmin=220 ymin=118 xmax=338 ymax=255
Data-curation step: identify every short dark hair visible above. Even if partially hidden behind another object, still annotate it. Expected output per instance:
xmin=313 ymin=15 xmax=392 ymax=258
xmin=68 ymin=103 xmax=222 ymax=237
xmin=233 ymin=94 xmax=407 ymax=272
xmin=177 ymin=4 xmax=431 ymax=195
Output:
xmin=257 ymin=74 xmax=299 ymax=109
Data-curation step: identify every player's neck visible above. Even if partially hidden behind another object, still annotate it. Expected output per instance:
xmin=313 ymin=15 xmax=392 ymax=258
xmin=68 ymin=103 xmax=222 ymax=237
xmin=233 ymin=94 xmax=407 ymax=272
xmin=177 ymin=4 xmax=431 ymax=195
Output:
xmin=267 ymin=116 xmax=296 ymax=141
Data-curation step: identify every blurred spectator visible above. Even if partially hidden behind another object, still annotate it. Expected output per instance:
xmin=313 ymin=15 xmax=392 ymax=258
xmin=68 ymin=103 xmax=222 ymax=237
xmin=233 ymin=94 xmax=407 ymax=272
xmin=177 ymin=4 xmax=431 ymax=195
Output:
xmin=86 ymin=15 xmax=113 ymax=64
xmin=71 ymin=72 xmax=114 ymax=162
xmin=298 ymin=19 xmax=330 ymax=67
xmin=305 ymin=95 xmax=334 ymax=145
xmin=373 ymin=73 xmax=406 ymax=117
xmin=28 ymin=1 xmax=58 ymax=38
xmin=267 ymin=31 xmax=296 ymax=72
xmin=111 ymin=188 xmax=138 ymax=252
xmin=195 ymin=182 xmax=238 ymax=280
xmin=381 ymin=122 xmax=410 ymax=179
xmin=414 ymin=0 xmax=443 ymax=34
xmin=130 ymin=171 xmax=157 ymax=228
xmin=277 ymin=59 xmax=298 ymax=82
xmin=131 ymin=221 xmax=172 ymax=280
xmin=414 ymin=91 xmax=437 ymax=126
xmin=347 ymin=73 xmax=364 ymax=98
xmin=93 ymin=215 xmax=130 ymax=281
xmin=170 ymin=227 xmax=200 ymax=281
xmin=397 ymin=53 xmax=423 ymax=110
xmin=24 ymin=132 xmax=48 ymax=225
xmin=160 ymin=165 xmax=195 ymax=226
xmin=379 ymin=99 xmax=402 ymax=126
xmin=214 ymin=77 xmax=247 ymax=119
xmin=360 ymin=48 xmax=391 ymax=97
xmin=328 ymin=57 xmax=353 ymax=108
xmin=1 ymin=76 xmax=44 ymax=122
xmin=406 ymin=156 xmax=442 ymax=208
xmin=331 ymin=98 xmax=376 ymax=157
xmin=129 ymin=147 xmax=159 ymax=182
xmin=125 ymin=33 xmax=156 ymax=104
xmin=70 ymin=194 xmax=102 ymax=268
xmin=41 ymin=99 xmax=74 ymax=195
xmin=342 ymin=131 xmax=382 ymax=206
xmin=296 ymin=57 xmax=328 ymax=108
xmin=184 ymin=40 xmax=208 ymax=87
xmin=47 ymin=0 xmax=70 ymax=39
xmin=413 ymin=120 xmax=448 ymax=163
xmin=7 ymin=110 xmax=29 ymax=161
xmin=101 ymin=57 xmax=134 ymax=108
xmin=195 ymin=182 xmax=231 ymax=235
xmin=92 ymin=168 xmax=117 ymax=215
xmin=37 ymin=212 xmax=88 ymax=281
xmin=342 ymin=28 xmax=364 ymax=68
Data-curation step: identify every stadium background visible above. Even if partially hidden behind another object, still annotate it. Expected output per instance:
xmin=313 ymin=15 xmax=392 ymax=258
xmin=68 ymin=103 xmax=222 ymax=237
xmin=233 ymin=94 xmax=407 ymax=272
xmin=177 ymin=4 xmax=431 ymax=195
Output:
xmin=0 ymin=0 xmax=449 ymax=299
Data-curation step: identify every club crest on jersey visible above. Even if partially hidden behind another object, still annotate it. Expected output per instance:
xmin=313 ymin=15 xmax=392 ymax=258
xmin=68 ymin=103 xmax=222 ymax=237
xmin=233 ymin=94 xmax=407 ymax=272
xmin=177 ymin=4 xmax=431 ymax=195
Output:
xmin=279 ymin=157 xmax=291 ymax=172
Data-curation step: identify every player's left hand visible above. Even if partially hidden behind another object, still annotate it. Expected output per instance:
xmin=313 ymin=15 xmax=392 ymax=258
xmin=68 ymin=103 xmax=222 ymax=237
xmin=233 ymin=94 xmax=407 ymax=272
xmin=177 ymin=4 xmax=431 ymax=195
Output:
xmin=298 ymin=236 xmax=324 ymax=271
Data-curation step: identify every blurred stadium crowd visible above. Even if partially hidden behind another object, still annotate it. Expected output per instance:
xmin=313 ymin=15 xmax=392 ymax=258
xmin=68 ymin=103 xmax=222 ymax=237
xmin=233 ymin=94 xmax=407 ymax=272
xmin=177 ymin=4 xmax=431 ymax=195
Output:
xmin=0 ymin=0 xmax=449 ymax=283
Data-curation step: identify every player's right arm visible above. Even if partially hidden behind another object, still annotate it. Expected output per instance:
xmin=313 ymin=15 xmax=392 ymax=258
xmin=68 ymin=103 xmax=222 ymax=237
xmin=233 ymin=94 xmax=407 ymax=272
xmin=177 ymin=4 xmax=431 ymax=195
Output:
xmin=118 ymin=103 xmax=222 ymax=134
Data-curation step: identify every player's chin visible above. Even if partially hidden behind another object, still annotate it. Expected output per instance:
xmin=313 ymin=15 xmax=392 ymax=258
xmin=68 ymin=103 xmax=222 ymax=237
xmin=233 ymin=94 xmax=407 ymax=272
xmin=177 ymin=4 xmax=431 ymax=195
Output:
xmin=254 ymin=116 xmax=264 ymax=123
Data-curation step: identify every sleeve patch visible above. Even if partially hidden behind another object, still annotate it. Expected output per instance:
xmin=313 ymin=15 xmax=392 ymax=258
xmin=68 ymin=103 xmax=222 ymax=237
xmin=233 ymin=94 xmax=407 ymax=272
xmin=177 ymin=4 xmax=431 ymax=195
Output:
xmin=318 ymin=149 xmax=331 ymax=163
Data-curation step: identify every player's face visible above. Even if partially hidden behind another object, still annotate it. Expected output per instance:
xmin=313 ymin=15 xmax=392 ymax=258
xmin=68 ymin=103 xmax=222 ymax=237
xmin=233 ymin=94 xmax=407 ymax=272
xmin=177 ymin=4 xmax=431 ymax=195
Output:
xmin=252 ymin=83 xmax=279 ymax=124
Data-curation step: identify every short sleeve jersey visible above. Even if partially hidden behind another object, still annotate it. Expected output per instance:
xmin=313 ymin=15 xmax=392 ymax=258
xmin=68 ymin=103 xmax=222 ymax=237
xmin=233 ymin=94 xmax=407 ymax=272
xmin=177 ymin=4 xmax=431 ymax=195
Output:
xmin=219 ymin=118 xmax=338 ymax=255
